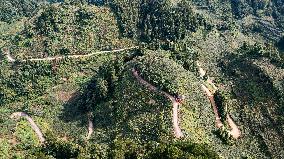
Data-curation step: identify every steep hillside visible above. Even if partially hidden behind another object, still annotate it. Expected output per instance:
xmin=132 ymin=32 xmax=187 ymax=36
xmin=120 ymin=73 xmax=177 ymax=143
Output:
xmin=190 ymin=0 xmax=284 ymax=41
xmin=0 ymin=0 xmax=284 ymax=158
xmin=4 ymin=3 xmax=133 ymax=60
xmin=0 ymin=0 xmax=44 ymax=23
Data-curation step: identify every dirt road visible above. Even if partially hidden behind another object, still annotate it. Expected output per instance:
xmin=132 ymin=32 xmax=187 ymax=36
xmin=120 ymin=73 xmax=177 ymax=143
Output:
xmin=132 ymin=68 xmax=183 ymax=138
xmin=10 ymin=112 xmax=45 ymax=143
xmin=4 ymin=47 xmax=138 ymax=62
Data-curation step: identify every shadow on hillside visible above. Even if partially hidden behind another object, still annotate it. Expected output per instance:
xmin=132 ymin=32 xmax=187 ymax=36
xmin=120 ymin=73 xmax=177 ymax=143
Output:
xmin=59 ymin=49 xmax=144 ymax=140
xmin=109 ymin=3 xmax=129 ymax=38
xmin=60 ymin=66 xmax=172 ymax=142
xmin=59 ymin=91 xmax=88 ymax=126
xmin=0 ymin=48 xmax=6 ymax=61
xmin=219 ymin=53 xmax=284 ymax=157
xmin=59 ymin=66 xmax=118 ymax=141
xmin=60 ymin=79 xmax=115 ymax=122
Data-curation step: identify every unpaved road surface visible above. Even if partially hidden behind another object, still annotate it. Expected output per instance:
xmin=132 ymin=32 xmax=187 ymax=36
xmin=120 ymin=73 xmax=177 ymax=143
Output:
xmin=10 ymin=112 xmax=45 ymax=143
xmin=4 ymin=47 xmax=137 ymax=62
xmin=201 ymin=84 xmax=223 ymax=128
xmin=132 ymin=68 xmax=183 ymax=138
xmin=86 ymin=113 xmax=94 ymax=140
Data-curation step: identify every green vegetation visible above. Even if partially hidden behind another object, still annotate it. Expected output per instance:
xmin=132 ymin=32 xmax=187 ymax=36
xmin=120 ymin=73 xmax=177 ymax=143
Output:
xmin=110 ymin=0 xmax=212 ymax=47
xmin=1 ymin=0 xmax=284 ymax=158
xmin=7 ymin=2 xmax=133 ymax=59
xmin=0 ymin=0 xmax=42 ymax=23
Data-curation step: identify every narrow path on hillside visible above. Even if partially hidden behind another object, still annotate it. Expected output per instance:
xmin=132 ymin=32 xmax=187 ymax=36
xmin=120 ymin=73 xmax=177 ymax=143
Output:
xmin=10 ymin=112 xmax=45 ymax=143
xmin=86 ymin=112 xmax=94 ymax=140
xmin=201 ymin=79 xmax=241 ymax=139
xmin=4 ymin=47 xmax=138 ymax=62
xmin=6 ymin=52 xmax=15 ymax=62
xmin=132 ymin=68 xmax=184 ymax=138
xmin=197 ymin=62 xmax=241 ymax=139
xmin=201 ymin=84 xmax=223 ymax=128
xmin=227 ymin=114 xmax=241 ymax=139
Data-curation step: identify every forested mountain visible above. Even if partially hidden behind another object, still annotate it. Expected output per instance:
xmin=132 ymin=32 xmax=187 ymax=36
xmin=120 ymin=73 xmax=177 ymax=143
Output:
xmin=7 ymin=2 xmax=133 ymax=59
xmin=0 ymin=0 xmax=46 ymax=23
xmin=0 ymin=0 xmax=283 ymax=158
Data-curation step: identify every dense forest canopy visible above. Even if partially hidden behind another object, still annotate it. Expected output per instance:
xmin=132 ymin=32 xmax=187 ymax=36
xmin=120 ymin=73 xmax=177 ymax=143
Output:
xmin=0 ymin=0 xmax=283 ymax=158
xmin=0 ymin=0 xmax=45 ymax=23
xmin=6 ymin=2 xmax=133 ymax=59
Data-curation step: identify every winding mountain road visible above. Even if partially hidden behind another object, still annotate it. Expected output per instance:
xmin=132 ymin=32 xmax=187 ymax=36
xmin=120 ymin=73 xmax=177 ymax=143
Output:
xmin=10 ymin=112 xmax=45 ymax=143
xmin=3 ymin=47 xmax=138 ymax=142
xmin=6 ymin=52 xmax=15 ymax=62
xmin=132 ymin=68 xmax=184 ymax=138
xmin=198 ymin=63 xmax=241 ymax=139
xmin=227 ymin=114 xmax=241 ymax=139
xmin=201 ymin=84 xmax=223 ymax=128
xmin=86 ymin=113 xmax=94 ymax=140
xmin=3 ymin=47 xmax=138 ymax=62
